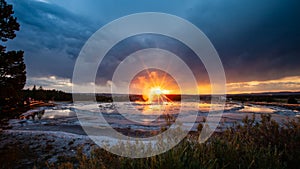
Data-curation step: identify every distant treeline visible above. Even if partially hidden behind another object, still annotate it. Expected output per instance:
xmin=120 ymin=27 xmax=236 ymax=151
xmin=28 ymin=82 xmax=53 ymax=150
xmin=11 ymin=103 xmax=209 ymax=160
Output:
xmin=129 ymin=94 xmax=182 ymax=102
xmin=228 ymin=93 xmax=300 ymax=104
xmin=20 ymin=88 xmax=300 ymax=104
xmin=73 ymin=94 xmax=183 ymax=102
xmin=23 ymin=85 xmax=72 ymax=102
xmin=0 ymin=86 xmax=72 ymax=119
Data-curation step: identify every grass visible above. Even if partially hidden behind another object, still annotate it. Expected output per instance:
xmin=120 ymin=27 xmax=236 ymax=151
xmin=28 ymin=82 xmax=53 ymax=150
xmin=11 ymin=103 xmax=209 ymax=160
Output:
xmin=49 ymin=114 xmax=300 ymax=169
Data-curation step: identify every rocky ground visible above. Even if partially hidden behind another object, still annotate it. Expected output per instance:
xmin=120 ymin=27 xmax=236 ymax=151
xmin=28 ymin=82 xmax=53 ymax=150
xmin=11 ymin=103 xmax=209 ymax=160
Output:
xmin=0 ymin=129 xmax=96 ymax=169
xmin=0 ymin=120 xmax=162 ymax=169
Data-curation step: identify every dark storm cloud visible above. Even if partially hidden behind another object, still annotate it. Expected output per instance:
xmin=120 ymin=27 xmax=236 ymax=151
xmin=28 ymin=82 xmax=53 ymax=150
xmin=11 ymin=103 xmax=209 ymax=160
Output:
xmin=4 ymin=0 xmax=300 ymax=91
xmin=96 ymin=0 xmax=300 ymax=85
xmin=186 ymin=0 xmax=300 ymax=82
xmin=96 ymin=34 xmax=209 ymax=86
xmin=6 ymin=0 xmax=96 ymax=78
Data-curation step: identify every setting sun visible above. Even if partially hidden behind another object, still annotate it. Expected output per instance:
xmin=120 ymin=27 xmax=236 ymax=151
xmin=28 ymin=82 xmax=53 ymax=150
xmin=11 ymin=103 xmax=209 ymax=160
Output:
xmin=150 ymin=87 xmax=170 ymax=95
xmin=145 ymin=87 xmax=171 ymax=103
xmin=129 ymin=69 xmax=181 ymax=103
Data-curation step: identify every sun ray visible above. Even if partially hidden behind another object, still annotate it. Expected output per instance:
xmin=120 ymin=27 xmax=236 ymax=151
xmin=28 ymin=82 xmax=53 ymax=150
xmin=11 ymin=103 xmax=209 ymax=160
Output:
xmin=159 ymin=60 xmax=171 ymax=87
xmin=129 ymin=68 xmax=180 ymax=104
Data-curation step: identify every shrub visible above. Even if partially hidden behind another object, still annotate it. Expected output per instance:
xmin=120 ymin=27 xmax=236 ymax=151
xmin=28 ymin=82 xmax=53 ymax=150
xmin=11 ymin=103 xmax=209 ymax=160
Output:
xmin=54 ymin=115 xmax=300 ymax=169
xmin=287 ymin=97 xmax=298 ymax=104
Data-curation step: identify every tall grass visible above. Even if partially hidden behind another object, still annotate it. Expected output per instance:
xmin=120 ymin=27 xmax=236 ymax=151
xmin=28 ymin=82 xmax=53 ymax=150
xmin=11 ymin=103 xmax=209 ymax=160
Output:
xmin=52 ymin=115 xmax=300 ymax=169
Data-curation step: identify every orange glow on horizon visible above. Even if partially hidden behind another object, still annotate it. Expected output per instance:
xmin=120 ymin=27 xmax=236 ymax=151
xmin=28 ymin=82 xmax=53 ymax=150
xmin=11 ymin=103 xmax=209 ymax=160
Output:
xmin=129 ymin=69 xmax=180 ymax=103
xmin=196 ymin=76 xmax=300 ymax=95
xmin=130 ymin=70 xmax=300 ymax=96
xmin=226 ymin=76 xmax=300 ymax=94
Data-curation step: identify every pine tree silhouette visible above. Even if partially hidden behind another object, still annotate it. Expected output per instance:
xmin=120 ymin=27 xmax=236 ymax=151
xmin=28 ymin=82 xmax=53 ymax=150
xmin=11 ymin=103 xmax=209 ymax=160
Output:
xmin=0 ymin=0 xmax=26 ymax=107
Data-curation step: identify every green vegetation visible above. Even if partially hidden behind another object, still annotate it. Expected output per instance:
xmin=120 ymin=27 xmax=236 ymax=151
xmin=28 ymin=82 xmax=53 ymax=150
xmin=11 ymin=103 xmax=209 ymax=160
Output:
xmin=0 ymin=85 xmax=71 ymax=119
xmin=230 ymin=93 xmax=300 ymax=104
xmin=95 ymin=94 xmax=181 ymax=102
xmin=0 ymin=0 xmax=28 ymax=120
xmin=50 ymin=115 xmax=300 ymax=169
xmin=0 ymin=0 xmax=26 ymax=108
xmin=23 ymin=85 xmax=72 ymax=102
xmin=287 ymin=97 xmax=298 ymax=104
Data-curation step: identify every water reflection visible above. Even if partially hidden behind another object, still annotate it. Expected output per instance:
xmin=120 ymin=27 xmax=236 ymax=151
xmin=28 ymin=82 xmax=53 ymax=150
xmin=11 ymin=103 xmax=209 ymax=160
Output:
xmin=41 ymin=109 xmax=76 ymax=119
xmin=19 ymin=101 xmax=299 ymax=133
xmin=238 ymin=104 xmax=274 ymax=113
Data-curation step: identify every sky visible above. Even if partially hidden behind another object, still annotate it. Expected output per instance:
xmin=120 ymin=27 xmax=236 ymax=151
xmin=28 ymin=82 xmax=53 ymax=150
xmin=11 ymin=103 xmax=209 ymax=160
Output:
xmin=5 ymin=0 xmax=300 ymax=94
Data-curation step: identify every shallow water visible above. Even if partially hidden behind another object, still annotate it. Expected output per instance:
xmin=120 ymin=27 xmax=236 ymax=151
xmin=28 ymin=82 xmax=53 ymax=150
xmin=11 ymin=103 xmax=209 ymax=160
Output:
xmin=29 ymin=101 xmax=299 ymax=133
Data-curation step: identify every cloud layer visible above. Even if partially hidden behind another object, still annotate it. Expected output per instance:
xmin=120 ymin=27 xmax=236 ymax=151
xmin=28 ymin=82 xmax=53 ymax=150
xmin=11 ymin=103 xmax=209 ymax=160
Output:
xmin=5 ymin=0 xmax=300 ymax=93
